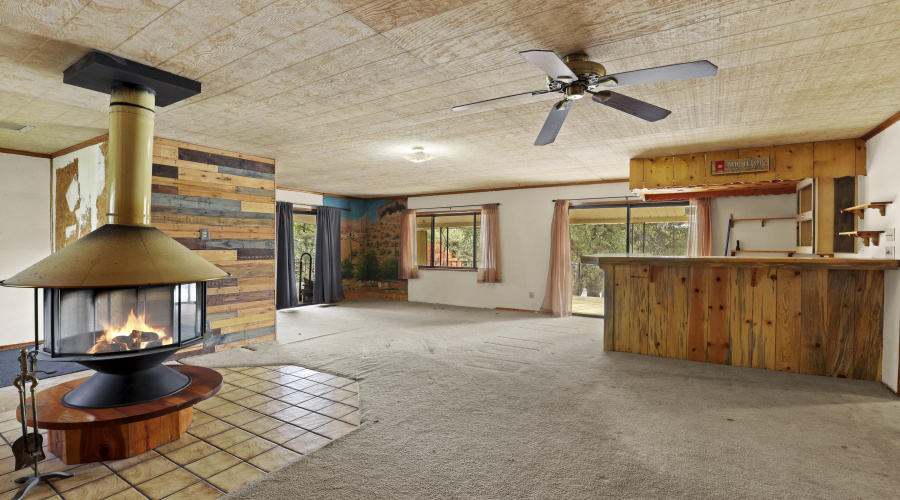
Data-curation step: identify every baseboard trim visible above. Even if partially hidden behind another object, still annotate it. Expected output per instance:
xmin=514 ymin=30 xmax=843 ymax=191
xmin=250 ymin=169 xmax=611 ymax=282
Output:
xmin=343 ymin=291 xmax=408 ymax=301
xmin=0 ymin=340 xmax=43 ymax=351
xmin=495 ymin=307 xmax=544 ymax=314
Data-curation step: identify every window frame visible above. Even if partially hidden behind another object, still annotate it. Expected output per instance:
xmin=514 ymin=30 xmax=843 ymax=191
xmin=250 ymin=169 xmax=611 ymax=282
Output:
xmin=568 ymin=201 xmax=690 ymax=254
xmin=416 ymin=212 xmax=480 ymax=270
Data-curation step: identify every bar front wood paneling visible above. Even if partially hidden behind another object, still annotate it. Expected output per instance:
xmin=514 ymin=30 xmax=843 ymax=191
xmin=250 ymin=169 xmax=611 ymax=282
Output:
xmin=590 ymin=256 xmax=896 ymax=382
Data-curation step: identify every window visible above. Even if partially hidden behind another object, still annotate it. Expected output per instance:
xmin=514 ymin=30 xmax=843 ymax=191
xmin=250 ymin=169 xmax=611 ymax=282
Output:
xmin=569 ymin=201 xmax=689 ymax=317
xmin=415 ymin=213 xmax=480 ymax=269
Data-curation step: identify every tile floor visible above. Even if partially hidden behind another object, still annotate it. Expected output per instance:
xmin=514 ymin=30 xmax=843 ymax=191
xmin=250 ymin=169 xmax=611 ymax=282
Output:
xmin=0 ymin=365 xmax=359 ymax=499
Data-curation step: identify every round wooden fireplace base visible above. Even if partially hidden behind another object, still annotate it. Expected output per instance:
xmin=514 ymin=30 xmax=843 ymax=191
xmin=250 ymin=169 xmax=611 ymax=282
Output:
xmin=17 ymin=365 xmax=222 ymax=464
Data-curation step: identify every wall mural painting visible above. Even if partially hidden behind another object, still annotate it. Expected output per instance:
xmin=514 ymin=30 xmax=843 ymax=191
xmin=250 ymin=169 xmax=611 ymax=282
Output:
xmin=324 ymin=196 xmax=408 ymax=297
xmin=51 ymin=142 xmax=108 ymax=251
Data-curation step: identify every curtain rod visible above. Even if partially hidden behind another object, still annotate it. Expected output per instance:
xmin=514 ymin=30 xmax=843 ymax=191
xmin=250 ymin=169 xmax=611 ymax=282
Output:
xmin=290 ymin=204 xmax=350 ymax=212
xmin=551 ymin=196 xmax=638 ymax=202
xmin=411 ymin=203 xmax=498 ymax=211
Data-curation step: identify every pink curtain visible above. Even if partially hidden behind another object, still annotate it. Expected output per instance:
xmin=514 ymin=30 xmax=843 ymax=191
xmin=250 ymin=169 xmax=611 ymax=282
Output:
xmin=540 ymin=200 xmax=572 ymax=316
xmin=477 ymin=204 xmax=501 ymax=283
xmin=686 ymin=198 xmax=713 ymax=257
xmin=399 ymin=209 xmax=419 ymax=279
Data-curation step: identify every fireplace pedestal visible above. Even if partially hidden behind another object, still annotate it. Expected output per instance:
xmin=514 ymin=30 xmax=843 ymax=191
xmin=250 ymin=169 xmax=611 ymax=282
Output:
xmin=18 ymin=365 xmax=222 ymax=464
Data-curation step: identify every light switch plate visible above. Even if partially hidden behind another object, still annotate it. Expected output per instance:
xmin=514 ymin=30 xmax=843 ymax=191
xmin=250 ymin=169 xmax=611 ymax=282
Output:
xmin=886 ymin=228 xmax=895 ymax=242
xmin=886 ymin=246 xmax=895 ymax=258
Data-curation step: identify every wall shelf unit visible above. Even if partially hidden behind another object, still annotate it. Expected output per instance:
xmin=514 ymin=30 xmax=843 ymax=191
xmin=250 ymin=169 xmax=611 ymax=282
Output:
xmin=731 ymin=250 xmax=795 ymax=256
xmin=730 ymin=217 xmax=795 ymax=228
xmin=840 ymin=231 xmax=884 ymax=247
xmin=842 ymin=201 xmax=892 ymax=219
xmin=795 ymin=177 xmax=857 ymax=255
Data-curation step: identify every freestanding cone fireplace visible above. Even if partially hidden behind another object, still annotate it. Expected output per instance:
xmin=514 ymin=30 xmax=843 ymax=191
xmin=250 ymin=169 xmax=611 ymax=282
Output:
xmin=2 ymin=51 xmax=228 ymax=409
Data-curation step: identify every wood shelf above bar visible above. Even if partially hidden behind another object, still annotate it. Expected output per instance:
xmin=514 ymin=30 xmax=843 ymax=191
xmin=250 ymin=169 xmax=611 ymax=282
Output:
xmin=842 ymin=202 xmax=892 ymax=219
xmin=641 ymin=180 xmax=799 ymax=201
xmin=731 ymin=250 xmax=795 ymax=256
xmin=840 ymin=231 xmax=884 ymax=247
xmin=730 ymin=217 xmax=795 ymax=227
xmin=580 ymin=254 xmax=898 ymax=270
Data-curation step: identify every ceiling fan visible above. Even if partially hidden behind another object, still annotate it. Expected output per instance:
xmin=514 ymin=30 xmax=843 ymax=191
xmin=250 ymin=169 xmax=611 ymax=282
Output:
xmin=451 ymin=50 xmax=717 ymax=146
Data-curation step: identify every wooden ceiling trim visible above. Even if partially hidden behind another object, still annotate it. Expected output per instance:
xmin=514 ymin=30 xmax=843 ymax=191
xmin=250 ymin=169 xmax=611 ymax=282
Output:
xmin=50 ymin=134 xmax=108 ymax=158
xmin=0 ymin=147 xmax=51 ymax=159
xmin=404 ymin=178 xmax=629 ymax=199
xmin=861 ymin=109 xmax=900 ymax=141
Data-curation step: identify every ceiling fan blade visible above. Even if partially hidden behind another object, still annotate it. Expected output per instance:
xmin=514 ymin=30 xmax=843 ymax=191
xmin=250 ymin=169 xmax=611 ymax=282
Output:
xmin=519 ymin=50 xmax=578 ymax=81
xmin=452 ymin=90 xmax=551 ymax=111
xmin=534 ymin=99 xmax=572 ymax=146
xmin=599 ymin=60 xmax=717 ymax=88
xmin=591 ymin=91 xmax=671 ymax=122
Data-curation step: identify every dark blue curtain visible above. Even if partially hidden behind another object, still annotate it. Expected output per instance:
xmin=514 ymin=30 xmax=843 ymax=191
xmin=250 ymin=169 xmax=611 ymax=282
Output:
xmin=314 ymin=206 xmax=345 ymax=304
xmin=276 ymin=201 xmax=298 ymax=310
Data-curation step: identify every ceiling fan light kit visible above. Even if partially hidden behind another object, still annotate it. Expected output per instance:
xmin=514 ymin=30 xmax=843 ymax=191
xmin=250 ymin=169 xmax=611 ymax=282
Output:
xmin=452 ymin=50 xmax=717 ymax=146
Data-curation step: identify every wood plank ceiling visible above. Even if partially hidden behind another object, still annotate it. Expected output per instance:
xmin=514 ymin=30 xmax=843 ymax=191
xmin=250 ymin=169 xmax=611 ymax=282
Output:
xmin=0 ymin=0 xmax=898 ymax=197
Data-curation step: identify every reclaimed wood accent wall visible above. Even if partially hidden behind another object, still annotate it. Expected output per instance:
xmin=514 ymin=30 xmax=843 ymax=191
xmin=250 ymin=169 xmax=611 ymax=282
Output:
xmin=603 ymin=264 xmax=883 ymax=381
xmin=630 ymin=138 xmax=867 ymax=190
xmin=150 ymin=138 xmax=276 ymax=359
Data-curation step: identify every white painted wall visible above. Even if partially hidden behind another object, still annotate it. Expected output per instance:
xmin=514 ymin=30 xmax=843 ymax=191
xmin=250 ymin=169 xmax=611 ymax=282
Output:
xmin=408 ymin=183 xmax=634 ymax=310
xmin=856 ymin=121 xmax=900 ymax=392
xmin=0 ymin=152 xmax=51 ymax=345
xmin=276 ymin=189 xmax=323 ymax=207
xmin=711 ymin=194 xmax=797 ymax=257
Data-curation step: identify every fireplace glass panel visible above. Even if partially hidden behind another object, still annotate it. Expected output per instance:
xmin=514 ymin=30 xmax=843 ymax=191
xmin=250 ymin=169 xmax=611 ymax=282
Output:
xmin=178 ymin=283 xmax=202 ymax=344
xmin=91 ymin=286 xmax=176 ymax=354
xmin=44 ymin=282 xmax=206 ymax=357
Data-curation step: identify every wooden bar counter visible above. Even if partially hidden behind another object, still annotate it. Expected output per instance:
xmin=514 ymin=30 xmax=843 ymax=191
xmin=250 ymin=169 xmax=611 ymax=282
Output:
xmin=582 ymin=254 xmax=899 ymax=381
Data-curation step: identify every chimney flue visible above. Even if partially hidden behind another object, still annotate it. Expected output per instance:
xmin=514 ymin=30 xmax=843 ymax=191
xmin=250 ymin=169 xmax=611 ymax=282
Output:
xmin=107 ymin=84 xmax=156 ymax=226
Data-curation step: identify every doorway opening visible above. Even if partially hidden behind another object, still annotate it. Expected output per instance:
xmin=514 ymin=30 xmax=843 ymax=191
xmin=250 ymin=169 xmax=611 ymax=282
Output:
xmin=292 ymin=208 xmax=316 ymax=305
xmin=569 ymin=202 xmax=689 ymax=317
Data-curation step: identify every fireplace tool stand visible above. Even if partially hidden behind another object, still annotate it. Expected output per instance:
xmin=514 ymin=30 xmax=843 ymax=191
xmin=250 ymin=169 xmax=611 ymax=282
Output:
xmin=12 ymin=349 xmax=73 ymax=500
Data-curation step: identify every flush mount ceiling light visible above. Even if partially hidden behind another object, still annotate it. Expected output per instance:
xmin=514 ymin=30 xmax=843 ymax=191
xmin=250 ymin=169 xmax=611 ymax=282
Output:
xmin=401 ymin=146 xmax=436 ymax=163
xmin=0 ymin=120 xmax=34 ymax=132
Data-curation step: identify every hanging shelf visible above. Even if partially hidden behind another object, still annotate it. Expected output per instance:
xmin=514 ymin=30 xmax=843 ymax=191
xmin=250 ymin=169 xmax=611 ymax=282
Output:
xmin=841 ymin=202 xmax=892 ymax=219
xmin=840 ymin=231 xmax=884 ymax=246
xmin=730 ymin=217 xmax=796 ymax=228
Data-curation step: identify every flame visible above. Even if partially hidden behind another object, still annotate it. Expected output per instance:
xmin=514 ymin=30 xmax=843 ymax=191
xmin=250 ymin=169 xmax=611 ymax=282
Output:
xmin=87 ymin=308 xmax=172 ymax=354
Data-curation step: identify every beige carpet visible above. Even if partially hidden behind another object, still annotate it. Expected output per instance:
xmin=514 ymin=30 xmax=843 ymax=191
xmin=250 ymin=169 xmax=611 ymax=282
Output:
xmin=181 ymin=299 xmax=900 ymax=499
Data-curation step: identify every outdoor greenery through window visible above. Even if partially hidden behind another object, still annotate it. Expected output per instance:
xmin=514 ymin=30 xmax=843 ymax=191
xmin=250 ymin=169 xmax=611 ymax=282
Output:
xmin=415 ymin=213 xmax=480 ymax=269
xmin=570 ymin=202 xmax=689 ymax=316
xmin=293 ymin=210 xmax=316 ymax=304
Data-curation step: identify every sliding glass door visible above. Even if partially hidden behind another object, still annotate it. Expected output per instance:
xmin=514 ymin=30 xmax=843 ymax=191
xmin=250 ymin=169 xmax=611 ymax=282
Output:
xmin=569 ymin=202 xmax=689 ymax=317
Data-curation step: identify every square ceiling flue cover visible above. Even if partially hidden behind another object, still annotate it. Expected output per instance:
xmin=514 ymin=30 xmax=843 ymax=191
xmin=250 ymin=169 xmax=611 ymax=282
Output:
xmin=63 ymin=50 xmax=201 ymax=107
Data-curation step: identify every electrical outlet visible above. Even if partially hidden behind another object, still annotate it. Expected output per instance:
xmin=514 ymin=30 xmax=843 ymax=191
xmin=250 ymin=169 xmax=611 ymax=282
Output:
xmin=529 ymin=292 xmax=534 ymax=298
xmin=886 ymin=228 xmax=895 ymax=242
xmin=886 ymin=246 xmax=895 ymax=259
xmin=200 ymin=228 xmax=210 ymax=240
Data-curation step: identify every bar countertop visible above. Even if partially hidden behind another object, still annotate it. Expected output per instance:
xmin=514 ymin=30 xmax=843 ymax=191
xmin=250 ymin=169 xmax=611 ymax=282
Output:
xmin=581 ymin=253 xmax=900 ymax=270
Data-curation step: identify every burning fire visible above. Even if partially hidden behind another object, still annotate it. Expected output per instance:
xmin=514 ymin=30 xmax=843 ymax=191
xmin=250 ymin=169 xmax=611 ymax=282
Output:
xmin=87 ymin=309 xmax=172 ymax=354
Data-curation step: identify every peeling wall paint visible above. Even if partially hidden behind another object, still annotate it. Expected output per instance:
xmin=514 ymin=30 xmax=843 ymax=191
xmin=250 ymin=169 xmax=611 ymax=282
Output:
xmin=51 ymin=142 xmax=107 ymax=251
